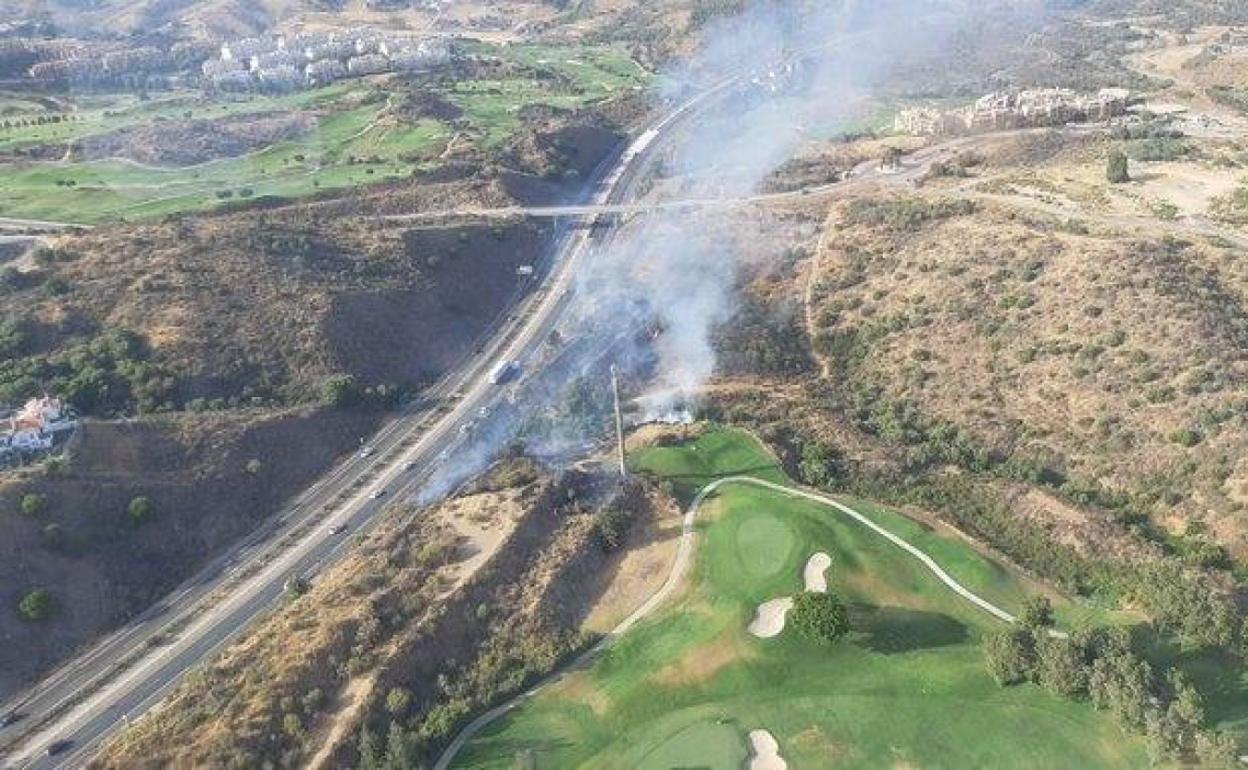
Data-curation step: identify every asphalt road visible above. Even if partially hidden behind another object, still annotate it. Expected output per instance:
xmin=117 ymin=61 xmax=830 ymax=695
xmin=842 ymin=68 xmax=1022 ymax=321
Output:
xmin=0 ymin=76 xmax=736 ymax=770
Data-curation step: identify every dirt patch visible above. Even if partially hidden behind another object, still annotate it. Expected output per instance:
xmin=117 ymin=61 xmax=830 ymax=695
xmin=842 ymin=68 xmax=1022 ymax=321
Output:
xmin=307 ymin=674 xmax=377 ymax=770
xmin=582 ymin=486 xmax=683 ymax=633
xmin=395 ymin=91 xmax=464 ymax=123
xmin=73 ymin=112 xmax=315 ymax=166
xmin=652 ymin=630 xmax=747 ymax=687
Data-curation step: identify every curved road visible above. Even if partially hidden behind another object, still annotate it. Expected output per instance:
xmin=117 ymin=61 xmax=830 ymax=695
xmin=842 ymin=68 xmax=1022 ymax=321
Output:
xmin=434 ymin=474 xmax=1058 ymax=769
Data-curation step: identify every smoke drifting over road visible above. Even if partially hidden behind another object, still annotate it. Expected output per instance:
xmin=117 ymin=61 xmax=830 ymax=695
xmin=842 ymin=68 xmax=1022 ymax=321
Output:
xmin=578 ymin=0 xmax=984 ymax=412
xmin=424 ymin=0 xmax=1027 ymax=498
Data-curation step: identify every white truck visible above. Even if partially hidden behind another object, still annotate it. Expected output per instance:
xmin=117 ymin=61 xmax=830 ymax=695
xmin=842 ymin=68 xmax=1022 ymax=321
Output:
xmin=488 ymin=360 xmax=521 ymax=385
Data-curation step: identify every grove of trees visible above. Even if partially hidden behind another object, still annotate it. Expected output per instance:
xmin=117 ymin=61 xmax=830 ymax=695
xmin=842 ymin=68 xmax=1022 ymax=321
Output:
xmin=984 ymin=600 xmax=1240 ymax=765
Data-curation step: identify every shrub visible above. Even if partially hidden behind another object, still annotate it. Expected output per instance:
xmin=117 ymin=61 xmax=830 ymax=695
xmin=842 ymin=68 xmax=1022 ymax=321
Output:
xmin=386 ymin=687 xmax=413 ymax=716
xmin=18 ymin=588 xmax=53 ymax=621
xmin=984 ymin=626 xmax=1036 ymax=685
xmin=1107 ymin=150 xmax=1130 ymax=183
xmin=128 ymin=496 xmax=153 ymax=524
xmin=1169 ymin=428 xmax=1202 ymax=448
xmin=19 ymin=493 xmax=47 ymax=517
xmin=1019 ymin=595 xmax=1055 ymax=629
xmin=789 ymin=591 xmax=850 ymax=644
xmin=594 ymin=506 xmax=633 ymax=552
xmin=323 ymin=374 xmax=363 ymax=409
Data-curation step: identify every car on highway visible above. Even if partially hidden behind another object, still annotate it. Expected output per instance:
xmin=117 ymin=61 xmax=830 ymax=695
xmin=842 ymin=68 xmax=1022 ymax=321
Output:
xmin=369 ymin=489 xmax=386 ymax=500
xmin=47 ymin=739 xmax=74 ymax=757
xmin=404 ymin=460 xmax=417 ymax=471
xmin=328 ymin=524 xmax=347 ymax=535
xmin=0 ymin=711 xmax=20 ymax=727
xmin=358 ymin=446 xmax=374 ymax=459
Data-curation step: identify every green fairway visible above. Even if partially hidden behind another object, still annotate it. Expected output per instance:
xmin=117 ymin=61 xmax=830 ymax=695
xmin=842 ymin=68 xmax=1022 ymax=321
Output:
xmin=453 ymin=427 xmax=1151 ymax=769
xmin=0 ymin=42 xmax=651 ymax=223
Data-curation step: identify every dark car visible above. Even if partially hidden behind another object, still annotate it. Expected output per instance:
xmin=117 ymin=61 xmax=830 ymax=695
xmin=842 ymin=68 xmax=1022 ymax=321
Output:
xmin=0 ymin=711 xmax=20 ymax=727
xmin=47 ymin=738 xmax=74 ymax=756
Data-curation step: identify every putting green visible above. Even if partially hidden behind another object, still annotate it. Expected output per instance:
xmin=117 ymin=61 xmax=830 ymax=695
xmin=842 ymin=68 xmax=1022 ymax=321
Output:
xmin=452 ymin=428 xmax=1150 ymax=769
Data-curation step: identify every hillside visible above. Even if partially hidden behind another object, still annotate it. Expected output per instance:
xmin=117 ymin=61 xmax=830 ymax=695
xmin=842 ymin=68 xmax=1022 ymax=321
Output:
xmin=91 ymin=460 xmax=663 ymax=768
xmin=0 ymin=406 xmax=383 ymax=695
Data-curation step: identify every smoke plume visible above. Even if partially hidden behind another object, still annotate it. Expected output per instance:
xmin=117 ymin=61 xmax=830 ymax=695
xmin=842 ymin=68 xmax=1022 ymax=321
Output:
xmin=422 ymin=0 xmax=1026 ymax=499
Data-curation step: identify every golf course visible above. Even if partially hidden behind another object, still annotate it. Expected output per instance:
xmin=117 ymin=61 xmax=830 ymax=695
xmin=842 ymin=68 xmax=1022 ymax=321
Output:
xmin=450 ymin=427 xmax=1151 ymax=769
xmin=0 ymin=42 xmax=650 ymax=223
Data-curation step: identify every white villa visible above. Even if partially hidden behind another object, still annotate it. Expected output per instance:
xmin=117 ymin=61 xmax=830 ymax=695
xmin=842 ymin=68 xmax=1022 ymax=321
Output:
xmin=0 ymin=396 xmax=79 ymax=458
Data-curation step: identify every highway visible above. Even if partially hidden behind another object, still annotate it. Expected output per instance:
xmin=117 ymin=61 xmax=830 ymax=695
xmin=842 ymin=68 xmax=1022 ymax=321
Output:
xmin=0 ymin=75 xmax=735 ymax=769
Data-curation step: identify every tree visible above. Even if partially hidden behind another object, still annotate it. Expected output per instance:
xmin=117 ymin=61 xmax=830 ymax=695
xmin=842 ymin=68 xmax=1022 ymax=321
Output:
xmin=984 ymin=626 xmax=1036 ymax=685
xmin=18 ymin=588 xmax=53 ymax=622
xmin=1107 ymin=150 xmax=1130 ymax=184
xmin=128 ymin=496 xmax=153 ymax=524
xmin=798 ymin=441 xmax=845 ymax=488
xmin=1036 ymin=635 xmax=1088 ymax=697
xmin=19 ymin=493 xmax=47 ymax=517
xmin=789 ymin=592 xmax=850 ymax=644
xmin=1195 ymin=729 xmax=1241 ymax=767
xmin=323 ymin=374 xmax=363 ymax=409
xmin=384 ymin=722 xmax=416 ymax=769
xmin=358 ymin=727 xmax=384 ymax=770
xmin=385 ymin=687 xmax=412 ymax=716
xmin=1019 ymin=595 xmax=1054 ymax=629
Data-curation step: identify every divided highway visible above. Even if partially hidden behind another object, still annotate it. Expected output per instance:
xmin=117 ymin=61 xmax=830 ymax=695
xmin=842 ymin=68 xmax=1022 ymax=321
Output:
xmin=0 ymin=77 xmax=735 ymax=769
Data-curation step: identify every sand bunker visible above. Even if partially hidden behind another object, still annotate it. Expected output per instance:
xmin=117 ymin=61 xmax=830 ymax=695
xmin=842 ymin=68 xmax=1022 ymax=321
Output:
xmin=803 ymin=552 xmax=831 ymax=593
xmin=748 ymin=553 xmax=832 ymax=638
xmin=747 ymin=597 xmax=794 ymax=639
xmin=747 ymin=729 xmax=788 ymax=770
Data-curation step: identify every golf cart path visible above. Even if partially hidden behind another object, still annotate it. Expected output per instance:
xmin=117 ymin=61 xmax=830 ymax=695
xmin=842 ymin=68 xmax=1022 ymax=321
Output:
xmin=434 ymin=475 xmax=1042 ymax=769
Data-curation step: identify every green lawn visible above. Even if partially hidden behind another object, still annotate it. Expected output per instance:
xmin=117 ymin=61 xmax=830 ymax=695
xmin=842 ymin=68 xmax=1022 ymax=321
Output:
xmin=453 ymin=427 xmax=1152 ymax=769
xmin=0 ymin=42 xmax=652 ymax=223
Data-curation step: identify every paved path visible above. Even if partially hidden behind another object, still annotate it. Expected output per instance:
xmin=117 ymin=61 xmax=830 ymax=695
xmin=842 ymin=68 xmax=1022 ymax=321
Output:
xmin=434 ymin=474 xmax=1057 ymax=769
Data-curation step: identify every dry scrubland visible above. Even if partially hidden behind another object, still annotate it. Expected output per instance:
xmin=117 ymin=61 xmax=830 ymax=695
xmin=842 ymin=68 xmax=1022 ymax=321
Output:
xmin=92 ymin=460 xmax=668 ymax=769
xmin=812 ymin=192 xmax=1248 ymax=553
xmin=0 ymin=407 xmax=381 ymax=694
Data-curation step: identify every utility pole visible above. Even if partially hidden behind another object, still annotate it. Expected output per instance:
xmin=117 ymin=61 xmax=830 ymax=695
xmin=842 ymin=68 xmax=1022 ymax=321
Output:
xmin=610 ymin=364 xmax=626 ymax=479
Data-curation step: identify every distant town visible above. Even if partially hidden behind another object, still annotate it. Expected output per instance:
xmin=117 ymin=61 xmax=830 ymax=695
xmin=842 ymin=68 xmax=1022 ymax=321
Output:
xmin=202 ymin=29 xmax=453 ymax=91
xmin=894 ymin=87 xmax=1132 ymax=136
xmin=0 ymin=24 xmax=454 ymax=93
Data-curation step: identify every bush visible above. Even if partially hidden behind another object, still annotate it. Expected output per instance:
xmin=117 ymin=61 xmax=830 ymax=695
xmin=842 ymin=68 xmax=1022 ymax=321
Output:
xmin=1169 ymin=428 xmax=1202 ymax=447
xmin=19 ymin=493 xmax=47 ymax=516
xmin=128 ymin=496 xmax=153 ymax=524
xmin=594 ymin=506 xmax=633 ymax=552
xmin=984 ymin=626 xmax=1036 ymax=685
xmin=385 ymin=687 xmax=413 ymax=716
xmin=1019 ymin=595 xmax=1055 ymax=629
xmin=789 ymin=591 xmax=850 ymax=644
xmin=1107 ymin=150 xmax=1130 ymax=184
xmin=323 ymin=374 xmax=363 ymax=409
xmin=18 ymin=588 xmax=53 ymax=621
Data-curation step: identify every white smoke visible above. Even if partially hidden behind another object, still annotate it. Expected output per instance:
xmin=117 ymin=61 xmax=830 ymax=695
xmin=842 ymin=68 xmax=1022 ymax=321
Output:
xmin=421 ymin=0 xmax=1036 ymax=497
xmin=577 ymin=0 xmax=994 ymax=417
